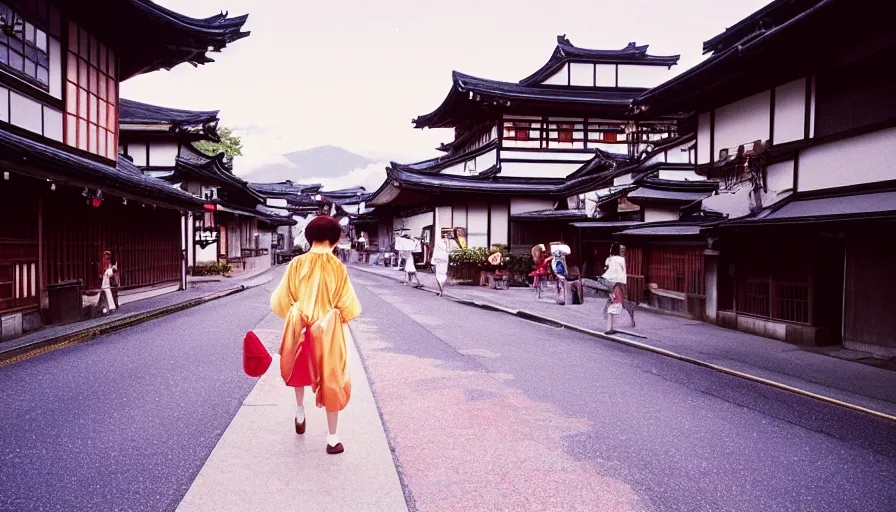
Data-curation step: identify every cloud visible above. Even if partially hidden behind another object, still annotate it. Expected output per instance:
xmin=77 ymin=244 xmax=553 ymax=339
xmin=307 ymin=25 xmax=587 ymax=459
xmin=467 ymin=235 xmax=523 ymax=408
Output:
xmin=315 ymin=161 xmax=388 ymax=192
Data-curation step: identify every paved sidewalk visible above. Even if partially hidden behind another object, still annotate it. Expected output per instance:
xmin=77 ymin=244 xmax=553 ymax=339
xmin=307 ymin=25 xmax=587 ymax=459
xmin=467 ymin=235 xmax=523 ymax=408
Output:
xmin=351 ymin=263 xmax=896 ymax=419
xmin=0 ymin=266 xmax=280 ymax=364
xmin=176 ymin=312 xmax=408 ymax=512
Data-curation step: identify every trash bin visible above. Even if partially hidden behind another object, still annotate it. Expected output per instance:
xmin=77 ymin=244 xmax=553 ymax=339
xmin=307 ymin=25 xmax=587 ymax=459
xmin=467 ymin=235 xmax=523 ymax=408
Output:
xmin=47 ymin=279 xmax=83 ymax=325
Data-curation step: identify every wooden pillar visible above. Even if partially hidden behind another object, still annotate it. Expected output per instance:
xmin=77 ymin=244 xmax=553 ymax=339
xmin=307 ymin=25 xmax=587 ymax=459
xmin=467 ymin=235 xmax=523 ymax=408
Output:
xmin=37 ymin=193 xmax=45 ymax=311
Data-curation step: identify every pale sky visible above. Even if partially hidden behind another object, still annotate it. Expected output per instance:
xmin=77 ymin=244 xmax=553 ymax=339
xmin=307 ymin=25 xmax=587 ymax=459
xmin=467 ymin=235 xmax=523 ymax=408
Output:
xmin=122 ymin=0 xmax=771 ymax=181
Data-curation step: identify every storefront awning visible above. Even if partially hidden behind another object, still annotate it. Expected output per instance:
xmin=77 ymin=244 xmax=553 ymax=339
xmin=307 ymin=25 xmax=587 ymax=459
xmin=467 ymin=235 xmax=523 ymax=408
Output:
xmin=615 ymin=222 xmax=719 ymax=237
xmin=723 ymin=189 xmax=896 ymax=227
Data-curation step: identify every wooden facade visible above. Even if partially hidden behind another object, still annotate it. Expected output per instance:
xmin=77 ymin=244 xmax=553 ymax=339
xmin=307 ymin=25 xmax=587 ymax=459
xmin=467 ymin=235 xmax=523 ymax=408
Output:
xmin=43 ymin=188 xmax=183 ymax=291
xmin=0 ymin=0 xmax=248 ymax=338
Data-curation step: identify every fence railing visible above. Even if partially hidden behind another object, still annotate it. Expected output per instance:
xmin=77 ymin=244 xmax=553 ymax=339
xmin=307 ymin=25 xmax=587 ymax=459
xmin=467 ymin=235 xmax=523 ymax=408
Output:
xmin=736 ymin=278 xmax=809 ymax=324
xmin=647 ymin=247 xmax=705 ymax=295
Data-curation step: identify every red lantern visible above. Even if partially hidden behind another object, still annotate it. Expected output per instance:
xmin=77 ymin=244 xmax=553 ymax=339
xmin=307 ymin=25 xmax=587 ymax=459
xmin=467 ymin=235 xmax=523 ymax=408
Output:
xmin=92 ymin=198 xmax=103 ymax=208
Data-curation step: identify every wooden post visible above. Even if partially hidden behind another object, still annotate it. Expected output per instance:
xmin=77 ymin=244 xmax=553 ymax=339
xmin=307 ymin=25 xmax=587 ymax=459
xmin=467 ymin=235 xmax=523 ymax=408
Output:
xmin=37 ymin=193 xmax=45 ymax=312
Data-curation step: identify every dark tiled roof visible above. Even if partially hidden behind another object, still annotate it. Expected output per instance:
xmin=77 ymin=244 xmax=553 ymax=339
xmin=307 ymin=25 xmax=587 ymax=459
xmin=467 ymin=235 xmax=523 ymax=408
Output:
xmin=723 ymin=189 xmax=896 ymax=226
xmin=255 ymin=204 xmax=297 ymax=225
xmin=510 ymin=209 xmax=588 ymax=221
xmin=413 ymin=71 xmax=645 ymax=129
xmin=634 ymin=0 xmax=859 ymax=114
xmin=569 ymin=220 xmax=642 ymax=228
xmin=391 ymin=140 xmax=499 ymax=174
xmin=627 ymin=186 xmax=715 ymax=204
xmin=520 ymin=36 xmax=680 ymax=86
xmin=0 ymin=126 xmax=203 ymax=210
xmin=62 ymin=1 xmax=250 ymax=80
xmin=250 ymin=181 xmax=323 ymax=196
xmin=382 ymin=166 xmax=613 ymax=197
xmin=617 ymin=221 xmax=720 ymax=237
xmin=701 ymin=0 xmax=822 ymax=55
xmin=120 ymin=98 xmax=219 ymax=126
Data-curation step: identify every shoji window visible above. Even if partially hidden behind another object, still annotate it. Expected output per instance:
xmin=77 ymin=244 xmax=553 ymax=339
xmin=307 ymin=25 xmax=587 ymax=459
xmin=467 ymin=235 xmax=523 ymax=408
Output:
xmin=64 ymin=21 xmax=117 ymax=160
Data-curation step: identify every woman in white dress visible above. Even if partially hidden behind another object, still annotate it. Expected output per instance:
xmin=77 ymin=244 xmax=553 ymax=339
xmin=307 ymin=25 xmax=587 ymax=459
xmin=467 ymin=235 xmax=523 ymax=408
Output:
xmin=601 ymin=244 xmax=627 ymax=333
xmin=431 ymin=237 xmax=450 ymax=296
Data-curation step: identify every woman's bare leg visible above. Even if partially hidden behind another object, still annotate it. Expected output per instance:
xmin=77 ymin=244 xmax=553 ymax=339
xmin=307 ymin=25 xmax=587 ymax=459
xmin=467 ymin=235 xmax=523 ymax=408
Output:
xmin=294 ymin=387 xmax=305 ymax=422
xmin=326 ymin=411 xmax=338 ymax=435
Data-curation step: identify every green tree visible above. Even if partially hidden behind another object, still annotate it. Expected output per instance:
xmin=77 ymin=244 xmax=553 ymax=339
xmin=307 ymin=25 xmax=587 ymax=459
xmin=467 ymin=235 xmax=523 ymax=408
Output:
xmin=194 ymin=126 xmax=243 ymax=157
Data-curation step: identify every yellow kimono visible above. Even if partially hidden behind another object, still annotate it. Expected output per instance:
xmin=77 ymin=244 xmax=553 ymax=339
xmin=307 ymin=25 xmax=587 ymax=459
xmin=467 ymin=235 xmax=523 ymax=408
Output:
xmin=270 ymin=248 xmax=362 ymax=412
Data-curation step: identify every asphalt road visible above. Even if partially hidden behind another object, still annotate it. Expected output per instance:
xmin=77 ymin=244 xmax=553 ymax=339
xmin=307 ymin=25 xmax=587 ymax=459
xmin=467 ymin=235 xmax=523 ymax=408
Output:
xmin=0 ymin=276 xmax=279 ymax=512
xmin=347 ymin=269 xmax=896 ymax=512
xmin=2 ymin=265 xmax=895 ymax=512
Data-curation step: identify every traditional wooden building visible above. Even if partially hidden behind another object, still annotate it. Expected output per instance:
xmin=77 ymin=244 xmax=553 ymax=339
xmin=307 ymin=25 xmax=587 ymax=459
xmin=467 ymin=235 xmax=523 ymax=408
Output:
xmin=119 ymin=98 xmax=295 ymax=273
xmin=365 ymin=36 xmax=682 ymax=265
xmin=249 ymin=181 xmax=327 ymax=255
xmin=567 ymin=132 xmax=722 ymax=314
xmin=630 ymin=0 xmax=896 ymax=354
xmin=0 ymin=0 xmax=248 ymax=339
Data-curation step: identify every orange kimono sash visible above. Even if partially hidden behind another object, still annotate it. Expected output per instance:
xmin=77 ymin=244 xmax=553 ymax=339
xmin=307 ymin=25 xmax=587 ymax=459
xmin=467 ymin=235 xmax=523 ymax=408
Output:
xmin=279 ymin=305 xmax=352 ymax=412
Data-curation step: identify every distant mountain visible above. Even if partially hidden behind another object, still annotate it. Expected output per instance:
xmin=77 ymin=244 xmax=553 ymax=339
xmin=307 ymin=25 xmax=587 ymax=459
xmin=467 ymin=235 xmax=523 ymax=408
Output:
xmin=243 ymin=146 xmax=376 ymax=183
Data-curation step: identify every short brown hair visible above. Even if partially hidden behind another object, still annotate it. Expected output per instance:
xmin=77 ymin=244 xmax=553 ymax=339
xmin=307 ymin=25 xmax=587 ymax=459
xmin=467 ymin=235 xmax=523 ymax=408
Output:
xmin=305 ymin=216 xmax=341 ymax=245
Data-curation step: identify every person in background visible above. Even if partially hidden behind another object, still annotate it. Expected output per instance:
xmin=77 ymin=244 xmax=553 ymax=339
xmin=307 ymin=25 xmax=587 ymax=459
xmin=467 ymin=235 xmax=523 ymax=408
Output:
xmin=601 ymin=244 xmax=627 ymax=333
xmin=270 ymin=216 xmax=362 ymax=455
xmin=431 ymin=234 xmax=450 ymax=296
xmin=98 ymin=250 xmax=117 ymax=315
xmin=109 ymin=250 xmax=120 ymax=309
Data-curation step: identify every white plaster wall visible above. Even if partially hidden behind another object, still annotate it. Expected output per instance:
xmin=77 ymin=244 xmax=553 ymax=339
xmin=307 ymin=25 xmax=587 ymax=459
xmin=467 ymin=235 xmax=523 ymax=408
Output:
xmin=49 ymin=38 xmax=62 ymax=100
xmin=590 ymin=142 xmax=628 ymax=154
xmin=467 ymin=200 xmax=489 ymax=248
xmin=501 ymin=150 xmax=592 ymax=162
xmin=774 ymin=78 xmax=806 ymax=144
xmin=499 ymin=161 xmax=581 ymax=178
xmin=644 ymin=206 xmax=680 ymax=223
xmin=614 ymin=174 xmax=635 ymax=186
xmin=42 ymin=107 xmax=63 ymax=142
xmin=510 ymin=197 xmax=555 ymax=215
xmin=440 ymin=160 xmax=466 ymax=176
xmin=763 ymin=159 xmax=794 ymax=206
xmin=616 ymin=65 xmax=672 ymax=88
xmin=714 ymin=91 xmax=771 ymax=153
xmin=452 ymin=202 xmax=468 ymax=233
xmin=800 ymin=126 xmax=896 ymax=191
xmin=664 ymin=140 xmax=693 ymax=163
xmin=658 ymin=169 xmax=705 ymax=181
xmin=570 ymin=63 xmax=593 ymax=86
xmin=0 ymin=87 xmax=9 ymax=123
xmin=702 ymin=189 xmax=752 ymax=219
xmin=266 ymin=198 xmax=288 ymax=208
xmin=442 ymin=148 xmax=497 ymax=176
xmin=435 ymin=206 xmax=453 ymax=232
xmin=9 ymin=91 xmax=42 ymax=134
xmin=596 ymin=64 xmax=616 ymax=86
xmin=697 ymin=112 xmax=711 ymax=165
xmin=490 ymin=202 xmax=509 ymax=245
xmin=149 ymin=142 xmax=179 ymax=167
xmin=542 ymin=64 xmax=568 ymax=86
xmin=195 ymin=243 xmax=217 ymax=264
xmin=808 ymin=76 xmax=816 ymax=138
xmin=128 ymin=142 xmax=148 ymax=166
xmin=393 ymin=211 xmax=433 ymax=238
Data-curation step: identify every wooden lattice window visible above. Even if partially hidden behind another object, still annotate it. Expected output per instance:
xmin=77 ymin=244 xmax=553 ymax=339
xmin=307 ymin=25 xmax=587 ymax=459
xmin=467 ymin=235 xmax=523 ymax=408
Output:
xmin=64 ymin=20 xmax=117 ymax=159
xmin=557 ymin=123 xmax=574 ymax=143
xmin=512 ymin=122 xmax=530 ymax=141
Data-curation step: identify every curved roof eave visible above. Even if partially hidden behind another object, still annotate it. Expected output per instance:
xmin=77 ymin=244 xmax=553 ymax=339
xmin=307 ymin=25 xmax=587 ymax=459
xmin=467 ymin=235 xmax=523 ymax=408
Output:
xmin=519 ymin=36 xmax=680 ymax=86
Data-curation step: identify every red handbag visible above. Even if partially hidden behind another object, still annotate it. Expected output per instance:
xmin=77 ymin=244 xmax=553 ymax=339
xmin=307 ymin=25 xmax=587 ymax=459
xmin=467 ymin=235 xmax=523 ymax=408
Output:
xmin=243 ymin=331 xmax=272 ymax=377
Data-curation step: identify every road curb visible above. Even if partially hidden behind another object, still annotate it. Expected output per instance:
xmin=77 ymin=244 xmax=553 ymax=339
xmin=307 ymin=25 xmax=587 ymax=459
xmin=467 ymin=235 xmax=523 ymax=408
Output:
xmin=0 ymin=283 xmax=256 ymax=368
xmin=350 ymin=264 xmax=896 ymax=423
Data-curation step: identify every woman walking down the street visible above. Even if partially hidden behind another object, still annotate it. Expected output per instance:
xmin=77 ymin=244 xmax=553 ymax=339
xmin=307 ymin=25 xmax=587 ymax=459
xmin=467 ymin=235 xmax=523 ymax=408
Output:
xmin=431 ymin=236 xmax=450 ymax=296
xmin=98 ymin=250 xmax=117 ymax=314
xmin=601 ymin=244 xmax=627 ymax=333
xmin=270 ymin=216 xmax=362 ymax=455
